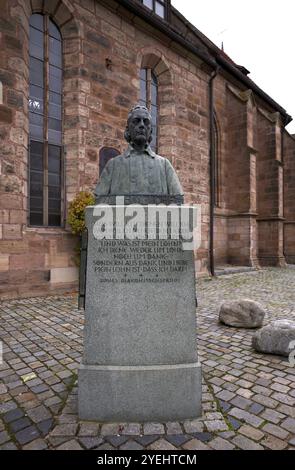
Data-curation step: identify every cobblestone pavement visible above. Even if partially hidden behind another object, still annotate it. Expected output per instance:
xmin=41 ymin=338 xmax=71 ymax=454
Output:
xmin=1 ymin=267 xmax=295 ymax=450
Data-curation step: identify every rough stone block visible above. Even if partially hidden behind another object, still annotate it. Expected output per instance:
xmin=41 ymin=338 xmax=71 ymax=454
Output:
xmin=79 ymin=205 xmax=202 ymax=422
xmin=252 ymin=320 xmax=295 ymax=356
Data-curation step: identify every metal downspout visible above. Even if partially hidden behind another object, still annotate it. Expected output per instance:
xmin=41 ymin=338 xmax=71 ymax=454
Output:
xmin=209 ymin=67 xmax=219 ymax=276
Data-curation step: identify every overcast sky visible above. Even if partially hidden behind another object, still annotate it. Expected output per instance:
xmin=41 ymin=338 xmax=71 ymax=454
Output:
xmin=172 ymin=0 xmax=295 ymax=134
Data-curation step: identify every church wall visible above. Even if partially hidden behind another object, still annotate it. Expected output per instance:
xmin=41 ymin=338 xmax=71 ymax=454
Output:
xmin=0 ymin=0 xmax=294 ymax=299
xmin=0 ymin=0 xmax=211 ymax=298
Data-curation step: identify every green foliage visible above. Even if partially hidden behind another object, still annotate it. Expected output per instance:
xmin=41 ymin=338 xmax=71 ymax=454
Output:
xmin=67 ymin=190 xmax=95 ymax=236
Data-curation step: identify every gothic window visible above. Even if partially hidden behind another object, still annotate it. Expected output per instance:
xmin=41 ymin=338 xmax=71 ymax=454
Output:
xmin=139 ymin=68 xmax=158 ymax=152
xmin=140 ymin=0 xmax=167 ymax=19
xmin=29 ymin=13 xmax=63 ymax=227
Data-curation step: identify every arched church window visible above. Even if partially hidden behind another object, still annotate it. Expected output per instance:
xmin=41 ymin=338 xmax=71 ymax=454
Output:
xmin=29 ymin=14 xmax=63 ymax=227
xmin=139 ymin=68 xmax=158 ymax=152
xmin=99 ymin=147 xmax=120 ymax=175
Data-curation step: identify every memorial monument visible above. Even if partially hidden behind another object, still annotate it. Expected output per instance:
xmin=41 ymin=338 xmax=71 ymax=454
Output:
xmin=78 ymin=105 xmax=202 ymax=421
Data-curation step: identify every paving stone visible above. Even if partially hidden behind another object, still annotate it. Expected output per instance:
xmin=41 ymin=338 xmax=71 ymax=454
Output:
xmin=228 ymin=408 xmax=263 ymax=428
xmin=79 ymin=437 xmax=104 ymax=449
xmin=277 ymin=404 xmax=295 ymax=419
xmin=204 ymin=420 xmax=228 ymax=432
xmin=121 ymin=423 xmax=141 ymax=435
xmin=0 ymin=384 xmax=8 ymax=394
xmin=230 ymin=396 xmax=252 ymax=410
xmin=256 ymin=378 xmax=271 ymax=387
xmin=15 ymin=392 xmax=35 ymax=404
xmin=37 ymin=418 xmax=54 ymax=436
xmin=252 ymin=385 xmax=272 ymax=396
xmin=209 ymin=437 xmax=235 ymax=450
xmin=281 ymin=417 xmax=295 ymax=433
xmin=57 ymin=439 xmax=83 ymax=450
xmin=0 ymin=431 xmax=10 ymax=445
xmin=0 ymin=401 xmax=18 ymax=414
xmin=105 ymin=435 xmax=128 ymax=447
xmin=134 ymin=435 xmax=160 ymax=446
xmin=183 ymin=419 xmax=204 ymax=433
xmin=271 ymin=392 xmax=295 ymax=406
xmin=78 ymin=422 xmax=100 ymax=437
xmin=10 ymin=386 xmax=28 ymax=397
xmin=48 ymin=403 xmax=62 ymax=415
xmin=15 ymin=426 xmax=40 ymax=445
xmin=248 ymin=403 xmax=264 ymax=415
xmin=57 ymin=370 xmax=73 ymax=379
xmin=219 ymin=400 xmax=231 ymax=413
xmin=143 ymin=423 xmax=165 ymax=435
xmin=26 ymin=405 xmax=51 ymax=423
xmin=22 ymin=399 xmax=41 ymax=411
xmin=182 ymin=439 xmax=210 ymax=450
xmin=202 ymin=402 xmax=217 ymax=412
xmin=100 ymin=423 xmax=121 ymax=436
xmin=120 ymin=440 xmax=144 ymax=450
xmin=261 ymin=435 xmax=288 ymax=450
xmin=47 ymin=436 xmax=71 ymax=447
xmin=166 ymin=422 xmax=183 ymax=435
xmin=50 ymin=424 xmax=78 ymax=437
xmin=239 ymin=425 xmax=265 ymax=441
xmin=96 ymin=443 xmax=116 ymax=450
xmin=205 ymin=412 xmax=224 ymax=420
xmin=0 ymin=438 xmax=18 ymax=449
xmin=9 ymin=417 xmax=31 ymax=433
xmin=216 ymin=390 xmax=235 ymax=401
xmin=236 ymin=388 xmax=254 ymax=399
xmin=3 ymin=407 xmax=24 ymax=423
xmin=252 ymin=394 xmax=278 ymax=409
xmin=44 ymin=396 xmax=62 ymax=407
xmin=270 ymin=383 xmax=290 ymax=394
xmin=52 ymin=383 xmax=66 ymax=393
xmin=58 ymin=414 xmax=78 ymax=424
xmin=260 ymin=409 xmax=285 ymax=424
xmin=232 ymin=435 xmax=264 ymax=450
xmin=166 ymin=434 xmax=191 ymax=447
xmin=31 ymin=384 xmax=49 ymax=394
xmin=23 ymin=438 xmax=48 ymax=450
xmin=262 ymin=423 xmax=289 ymax=440
xmin=147 ymin=438 xmax=177 ymax=450
xmin=218 ymin=431 xmax=236 ymax=439
xmin=25 ymin=378 xmax=42 ymax=388
xmin=192 ymin=432 xmax=213 ymax=442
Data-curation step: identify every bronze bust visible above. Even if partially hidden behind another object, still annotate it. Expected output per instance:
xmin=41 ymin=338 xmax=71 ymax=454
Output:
xmin=94 ymin=105 xmax=183 ymax=197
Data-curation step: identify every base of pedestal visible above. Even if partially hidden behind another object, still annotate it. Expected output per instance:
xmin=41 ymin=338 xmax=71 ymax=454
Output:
xmin=78 ymin=362 xmax=202 ymax=422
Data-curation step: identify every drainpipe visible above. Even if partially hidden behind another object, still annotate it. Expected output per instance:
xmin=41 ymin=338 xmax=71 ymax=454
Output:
xmin=281 ymin=127 xmax=286 ymax=263
xmin=209 ymin=67 xmax=219 ymax=276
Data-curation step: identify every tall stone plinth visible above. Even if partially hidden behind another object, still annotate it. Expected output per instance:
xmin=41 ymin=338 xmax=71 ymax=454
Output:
xmin=78 ymin=204 xmax=202 ymax=422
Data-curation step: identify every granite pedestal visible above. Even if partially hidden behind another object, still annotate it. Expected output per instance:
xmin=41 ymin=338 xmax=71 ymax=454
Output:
xmin=78 ymin=203 xmax=202 ymax=422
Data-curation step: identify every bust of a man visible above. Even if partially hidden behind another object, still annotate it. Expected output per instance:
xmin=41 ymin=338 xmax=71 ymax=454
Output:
xmin=94 ymin=105 xmax=183 ymax=197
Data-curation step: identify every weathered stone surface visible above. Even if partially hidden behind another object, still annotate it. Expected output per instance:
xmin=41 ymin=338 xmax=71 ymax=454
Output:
xmin=252 ymin=320 xmax=295 ymax=356
xmin=219 ymin=299 xmax=265 ymax=328
xmin=79 ymin=205 xmax=202 ymax=422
